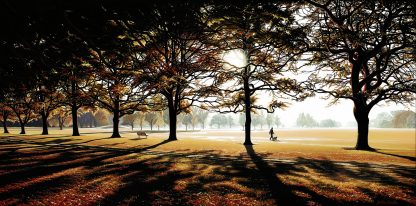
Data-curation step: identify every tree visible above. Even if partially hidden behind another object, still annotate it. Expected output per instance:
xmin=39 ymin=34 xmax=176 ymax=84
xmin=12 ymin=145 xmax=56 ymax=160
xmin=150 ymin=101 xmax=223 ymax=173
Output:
xmin=49 ymin=106 xmax=72 ymax=130
xmin=209 ymin=2 xmax=305 ymax=144
xmin=226 ymin=115 xmax=234 ymax=128
xmin=303 ymin=0 xmax=416 ymax=149
xmin=181 ymin=113 xmax=193 ymax=131
xmin=122 ymin=112 xmax=139 ymax=131
xmin=136 ymin=2 xmax=222 ymax=141
xmin=191 ymin=112 xmax=199 ymax=131
xmin=136 ymin=111 xmax=146 ymax=131
xmin=145 ymin=112 xmax=159 ymax=131
xmin=210 ymin=114 xmax=227 ymax=129
xmin=274 ymin=114 xmax=281 ymax=128
xmin=371 ymin=112 xmax=393 ymax=128
xmin=266 ymin=113 xmax=275 ymax=129
xmin=296 ymin=113 xmax=318 ymax=128
xmin=154 ymin=111 xmax=165 ymax=130
xmin=194 ymin=107 xmax=209 ymax=129
xmin=0 ymin=103 xmax=13 ymax=133
xmin=320 ymin=119 xmax=340 ymax=128
xmin=9 ymin=91 xmax=37 ymax=134
xmin=392 ymin=110 xmax=416 ymax=128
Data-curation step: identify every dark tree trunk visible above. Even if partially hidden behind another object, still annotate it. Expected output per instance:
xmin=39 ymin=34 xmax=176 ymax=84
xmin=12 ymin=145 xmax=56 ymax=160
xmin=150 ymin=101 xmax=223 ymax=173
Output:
xmin=112 ymin=110 xmax=121 ymax=138
xmin=71 ymin=104 xmax=80 ymax=136
xmin=3 ymin=122 xmax=9 ymax=133
xmin=150 ymin=123 xmax=153 ymax=131
xmin=131 ymin=123 xmax=134 ymax=131
xmin=20 ymin=123 xmax=26 ymax=134
xmin=41 ymin=112 xmax=48 ymax=135
xmin=2 ymin=114 xmax=9 ymax=133
xmin=243 ymin=76 xmax=253 ymax=145
xmin=167 ymin=95 xmax=177 ymax=141
xmin=353 ymin=103 xmax=371 ymax=150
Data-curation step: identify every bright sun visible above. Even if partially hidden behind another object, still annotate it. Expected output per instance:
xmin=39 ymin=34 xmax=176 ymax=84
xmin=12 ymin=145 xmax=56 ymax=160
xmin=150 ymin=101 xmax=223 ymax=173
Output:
xmin=222 ymin=49 xmax=247 ymax=68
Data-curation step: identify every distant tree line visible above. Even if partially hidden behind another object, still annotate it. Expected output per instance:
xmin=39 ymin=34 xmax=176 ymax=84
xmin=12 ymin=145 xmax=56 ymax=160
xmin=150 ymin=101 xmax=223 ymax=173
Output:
xmin=0 ymin=0 xmax=414 ymax=150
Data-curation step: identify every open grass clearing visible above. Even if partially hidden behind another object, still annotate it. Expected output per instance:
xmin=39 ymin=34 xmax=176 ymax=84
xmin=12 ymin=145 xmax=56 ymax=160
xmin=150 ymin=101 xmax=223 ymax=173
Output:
xmin=0 ymin=128 xmax=414 ymax=205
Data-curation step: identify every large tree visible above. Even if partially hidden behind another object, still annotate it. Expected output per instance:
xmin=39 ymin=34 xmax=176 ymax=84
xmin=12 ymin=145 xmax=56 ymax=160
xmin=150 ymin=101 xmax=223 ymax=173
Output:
xmin=302 ymin=0 xmax=416 ymax=150
xmin=65 ymin=4 xmax=152 ymax=138
xmin=133 ymin=2 xmax=222 ymax=140
xmin=208 ymin=2 xmax=305 ymax=144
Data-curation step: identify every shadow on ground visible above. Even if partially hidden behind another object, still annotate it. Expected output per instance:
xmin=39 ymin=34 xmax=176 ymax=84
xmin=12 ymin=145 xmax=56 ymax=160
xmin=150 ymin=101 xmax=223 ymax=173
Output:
xmin=0 ymin=139 xmax=414 ymax=205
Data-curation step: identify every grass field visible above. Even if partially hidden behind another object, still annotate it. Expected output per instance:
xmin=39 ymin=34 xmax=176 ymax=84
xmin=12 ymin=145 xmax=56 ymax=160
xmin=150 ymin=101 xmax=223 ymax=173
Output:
xmin=0 ymin=127 xmax=415 ymax=205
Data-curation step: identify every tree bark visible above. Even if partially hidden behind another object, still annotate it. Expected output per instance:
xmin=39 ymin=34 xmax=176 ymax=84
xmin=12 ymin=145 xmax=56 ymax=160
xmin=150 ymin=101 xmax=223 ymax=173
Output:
xmin=20 ymin=123 xmax=26 ymax=134
xmin=41 ymin=112 xmax=48 ymax=135
xmin=71 ymin=103 xmax=80 ymax=136
xmin=353 ymin=103 xmax=372 ymax=150
xmin=243 ymin=76 xmax=253 ymax=145
xmin=167 ymin=95 xmax=177 ymax=141
xmin=112 ymin=107 xmax=121 ymax=138
xmin=2 ymin=114 xmax=9 ymax=133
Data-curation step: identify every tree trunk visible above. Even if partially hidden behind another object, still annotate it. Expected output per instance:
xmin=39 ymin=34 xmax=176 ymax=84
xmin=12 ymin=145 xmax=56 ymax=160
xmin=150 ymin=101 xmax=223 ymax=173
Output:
xmin=353 ymin=103 xmax=372 ymax=150
xmin=112 ymin=110 xmax=121 ymax=138
xmin=2 ymin=115 xmax=9 ymax=133
xmin=131 ymin=123 xmax=134 ymax=131
xmin=20 ymin=123 xmax=26 ymax=134
xmin=150 ymin=123 xmax=153 ymax=131
xmin=167 ymin=95 xmax=177 ymax=141
xmin=185 ymin=124 xmax=188 ymax=131
xmin=41 ymin=112 xmax=48 ymax=135
xmin=71 ymin=103 xmax=80 ymax=136
xmin=243 ymin=77 xmax=253 ymax=145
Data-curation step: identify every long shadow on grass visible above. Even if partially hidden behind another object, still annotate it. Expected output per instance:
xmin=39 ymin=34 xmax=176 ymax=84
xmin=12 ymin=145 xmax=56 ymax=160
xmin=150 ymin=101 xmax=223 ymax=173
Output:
xmin=372 ymin=150 xmax=416 ymax=162
xmin=0 ymin=140 xmax=415 ymax=205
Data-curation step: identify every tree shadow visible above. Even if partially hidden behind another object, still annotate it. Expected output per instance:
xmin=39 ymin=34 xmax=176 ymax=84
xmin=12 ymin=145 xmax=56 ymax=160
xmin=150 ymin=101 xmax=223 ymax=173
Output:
xmin=0 ymin=139 xmax=414 ymax=205
xmin=372 ymin=150 xmax=416 ymax=162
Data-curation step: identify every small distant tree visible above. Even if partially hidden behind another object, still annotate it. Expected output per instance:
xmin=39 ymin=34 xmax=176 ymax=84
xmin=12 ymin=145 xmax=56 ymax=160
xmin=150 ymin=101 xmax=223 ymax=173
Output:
xmin=227 ymin=115 xmax=234 ymax=128
xmin=182 ymin=113 xmax=192 ymax=131
xmin=145 ymin=112 xmax=158 ymax=131
xmin=94 ymin=109 xmax=111 ymax=127
xmin=392 ymin=111 xmax=416 ymax=128
xmin=274 ymin=114 xmax=281 ymax=128
xmin=296 ymin=113 xmax=318 ymax=128
xmin=122 ymin=112 xmax=139 ymax=131
xmin=320 ymin=119 xmax=340 ymax=128
xmin=210 ymin=114 xmax=227 ymax=129
xmin=191 ymin=112 xmax=199 ymax=131
xmin=239 ymin=113 xmax=245 ymax=130
xmin=49 ymin=106 xmax=72 ymax=130
xmin=137 ymin=111 xmax=146 ymax=130
xmin=372 ymin=112 xmax=393 ymax=128
xmin=266 ymin=113 xmax=275 ymax=129
xmin=194 ymin=107 xmax=209 ymax=129
xmin=154 ymin=111 xmax=165 ymax=130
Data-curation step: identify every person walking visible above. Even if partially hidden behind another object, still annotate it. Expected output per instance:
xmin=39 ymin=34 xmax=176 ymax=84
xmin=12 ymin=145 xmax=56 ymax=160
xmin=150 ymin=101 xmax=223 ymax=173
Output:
xmin=269 ymin=127 xmax=274 ymax=141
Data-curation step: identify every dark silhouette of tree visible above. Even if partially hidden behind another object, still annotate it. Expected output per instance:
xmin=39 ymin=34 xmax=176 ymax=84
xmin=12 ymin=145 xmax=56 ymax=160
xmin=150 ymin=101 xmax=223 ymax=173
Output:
xmin=64 ymin=4 xmax=153 ymax=138
xmin=134 ymin=2 xmax=222 ymax=140
xmin=208 ymin=2 xmax=305 ymax=144
xmin=302 ymin=0 xmax=416 ymax=149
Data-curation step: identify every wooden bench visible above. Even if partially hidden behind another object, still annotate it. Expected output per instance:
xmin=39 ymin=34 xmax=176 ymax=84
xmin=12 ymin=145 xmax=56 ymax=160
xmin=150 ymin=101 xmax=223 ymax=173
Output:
xmin=137 ymin=131 xmax=148 ymax=138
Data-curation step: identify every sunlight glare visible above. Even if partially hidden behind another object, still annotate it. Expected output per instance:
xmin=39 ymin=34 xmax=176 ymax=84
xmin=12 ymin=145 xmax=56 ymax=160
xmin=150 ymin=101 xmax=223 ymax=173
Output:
xmin=222 ymin=49 xmax=247 ymax=68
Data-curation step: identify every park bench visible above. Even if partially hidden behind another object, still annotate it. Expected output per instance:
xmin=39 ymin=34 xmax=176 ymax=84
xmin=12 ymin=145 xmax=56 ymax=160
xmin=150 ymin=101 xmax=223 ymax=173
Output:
xmin=136 ymin=131 xmax=148 ymax=138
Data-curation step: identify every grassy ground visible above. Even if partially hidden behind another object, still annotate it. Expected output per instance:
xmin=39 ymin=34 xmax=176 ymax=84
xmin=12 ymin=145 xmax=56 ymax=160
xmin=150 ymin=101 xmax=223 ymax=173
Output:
xmin=0 ymin=127 xmax=415 ymax=205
